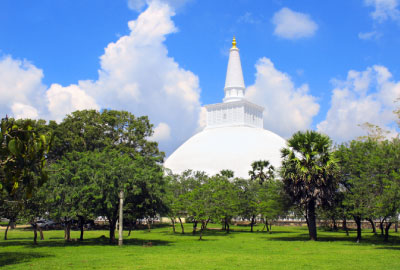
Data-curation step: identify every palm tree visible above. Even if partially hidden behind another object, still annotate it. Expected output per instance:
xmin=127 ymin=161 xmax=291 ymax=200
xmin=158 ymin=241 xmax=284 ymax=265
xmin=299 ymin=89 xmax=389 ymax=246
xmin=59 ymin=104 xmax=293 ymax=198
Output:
xmin=280 ymin=130 xmax=338 ymax=241
xmin=249 ymin=160 xmax=275 ymax=185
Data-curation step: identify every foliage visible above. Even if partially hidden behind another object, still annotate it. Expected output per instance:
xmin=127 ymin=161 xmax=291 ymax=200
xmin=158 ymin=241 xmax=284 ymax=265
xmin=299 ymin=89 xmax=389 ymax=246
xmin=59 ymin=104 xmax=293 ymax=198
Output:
xmin=48 ymin=109 xmax=163 ymax=162
xmin=0 ymin=117 xmax=52 ymax=197
xmin=249 ymin=160 xmax=274 ymax=184
xmin=336 ymin=138 xmax=400 ymax=241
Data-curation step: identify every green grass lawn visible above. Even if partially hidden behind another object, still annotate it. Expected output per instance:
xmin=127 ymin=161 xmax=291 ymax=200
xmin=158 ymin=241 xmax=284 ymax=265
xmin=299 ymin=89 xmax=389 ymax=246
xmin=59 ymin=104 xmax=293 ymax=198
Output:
xmin=0 ymin=224 xmax=399 ymax=269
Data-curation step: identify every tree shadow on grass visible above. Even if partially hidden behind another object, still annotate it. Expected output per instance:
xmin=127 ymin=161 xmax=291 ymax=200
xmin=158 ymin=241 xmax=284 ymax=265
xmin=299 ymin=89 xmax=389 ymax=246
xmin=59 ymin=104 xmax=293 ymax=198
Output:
xmin=265 ymin=231 xmax=400 ymax=248
xmin=0 ymin=252 xmax=52 ymax=267
xmin=0 ymin=236 xmax=172 ymax=248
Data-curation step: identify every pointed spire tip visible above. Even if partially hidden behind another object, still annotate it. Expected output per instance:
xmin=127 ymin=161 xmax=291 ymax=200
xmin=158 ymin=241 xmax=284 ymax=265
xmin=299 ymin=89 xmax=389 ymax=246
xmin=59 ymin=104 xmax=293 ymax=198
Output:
xmin=232 ymin=36 xmax=237 ymax=49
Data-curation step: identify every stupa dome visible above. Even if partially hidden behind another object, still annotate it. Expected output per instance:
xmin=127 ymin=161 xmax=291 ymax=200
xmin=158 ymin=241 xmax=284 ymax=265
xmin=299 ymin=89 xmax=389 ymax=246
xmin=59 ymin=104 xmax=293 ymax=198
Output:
xmin=164 ymin=126 xmax=286 ymax=178
xmin=164 ymin=37 xmax=286 ymax=178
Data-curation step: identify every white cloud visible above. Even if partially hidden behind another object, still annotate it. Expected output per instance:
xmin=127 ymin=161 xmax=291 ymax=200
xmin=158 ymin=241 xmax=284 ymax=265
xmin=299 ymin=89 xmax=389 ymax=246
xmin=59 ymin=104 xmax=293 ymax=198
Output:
xmin=358 ymin=31 xmax=382 ymax=40
xmin=0 ymin=55 xmax=46 ymax=119
xmin=0 ymin=1 xmax=202 ymax=155
xmin=127 ymin=0 xmax=190 ymax=12
xmin=317 ymin=65 xmax=400 ymax=142
xmin=128 ymin=0 xmax=147 ymax=11
xmin=245 ymin=57 xmax=320 ymax=138
xmin=46 ymin=84 xmax=99 ymax=122
xmin=365 ymin=0 xmax=400 ymax=22
xmin=11 ymin=103 xmax=38 ymax=119
xmin=150 ymin=122 xmax=171 ymax=141
xmin=272 ymin=7 xmax=318 ymax=39
xmin=78 ymin=1 xmax=201 ymax=154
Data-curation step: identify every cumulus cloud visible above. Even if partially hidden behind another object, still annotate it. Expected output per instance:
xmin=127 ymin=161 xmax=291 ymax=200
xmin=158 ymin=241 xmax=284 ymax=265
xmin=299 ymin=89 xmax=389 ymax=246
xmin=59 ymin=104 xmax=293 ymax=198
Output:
xmin=0 ymin=56 xmax=46 ymax=119
xmin=77 ymin=1 xmax=201 ymax=154
xmin=317 ymin=65 xmax=400 ymax=142
xmin=365 ymin=0 xmax=400 ymax=22
xmin=272 ymin=7 xmax=318 ymax=39
xmin=245 ymin=57 xmax=320 ymax=138
xmin=46 ymin=84 xmax=99 ymax=122
xmin=11 ymin=103 xmax=39 ymax=119
xmin=0 ymin=1 xmax=202 ymax=155
xmin=127 ymin=0 xmax=190 ymax=12
xmin=150 ymin=122 xmax=171 ymax=141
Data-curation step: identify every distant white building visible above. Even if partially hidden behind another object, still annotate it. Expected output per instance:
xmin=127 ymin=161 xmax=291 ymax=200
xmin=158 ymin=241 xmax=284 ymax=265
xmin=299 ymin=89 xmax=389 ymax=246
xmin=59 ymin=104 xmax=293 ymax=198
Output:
xmin=164 ymin=37 xmax=286 ymax=178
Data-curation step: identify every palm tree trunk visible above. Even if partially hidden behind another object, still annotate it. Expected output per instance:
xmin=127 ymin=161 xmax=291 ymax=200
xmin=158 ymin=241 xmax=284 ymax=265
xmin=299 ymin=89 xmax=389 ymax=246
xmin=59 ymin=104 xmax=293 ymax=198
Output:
xmin=307 ymin=200 xmax=317 ymax=241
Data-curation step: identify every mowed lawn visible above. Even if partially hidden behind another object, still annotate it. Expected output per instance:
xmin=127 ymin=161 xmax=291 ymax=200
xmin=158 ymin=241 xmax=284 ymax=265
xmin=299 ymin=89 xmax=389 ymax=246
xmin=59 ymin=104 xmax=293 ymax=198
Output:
xmin=0 ymin=224 xmax=399 ymax=269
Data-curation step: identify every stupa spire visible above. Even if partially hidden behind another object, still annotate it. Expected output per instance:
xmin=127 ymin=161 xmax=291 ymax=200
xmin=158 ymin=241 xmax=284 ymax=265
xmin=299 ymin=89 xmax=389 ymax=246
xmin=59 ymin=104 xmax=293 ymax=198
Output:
xmin=224 ymin=36 xmax=245 ymax=103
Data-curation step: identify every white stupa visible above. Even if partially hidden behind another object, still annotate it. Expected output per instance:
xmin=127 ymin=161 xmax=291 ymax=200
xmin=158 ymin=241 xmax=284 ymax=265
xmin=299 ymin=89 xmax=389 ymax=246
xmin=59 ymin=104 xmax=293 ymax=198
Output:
xmin=164 ymin=37 xmax=286 ymax=178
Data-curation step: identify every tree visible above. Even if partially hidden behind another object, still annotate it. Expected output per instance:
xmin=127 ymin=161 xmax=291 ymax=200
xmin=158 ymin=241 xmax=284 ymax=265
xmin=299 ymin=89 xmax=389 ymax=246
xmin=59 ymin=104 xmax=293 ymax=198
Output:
xmin=0 ymin=118 xmax=52 ymax=243
xmin=49 ymin=110 xmax=163 ymax=162
xmin=45 ymin=151 xmax=98 ymax=241
xmin=207 ymin=174 xmax=239 ymax=233
xmin=336 ymin=139 xmax=400 ymax=242
xmin=50 ymin=148 xmax=166 ymax=243
xmin=249 ymin=160 xmax=275 ymax=185
xmin=280 ymin=130 xmax=338 ymax=241
xmin=0 ymin=117 xmax=51 ymax=197
xmin=44 ymin=110 xmax=166 ymax=242
xmin=234 ymin=178 xmax=260 ymax=232
xmin=258 ymin=179 xmax=290 ymax=232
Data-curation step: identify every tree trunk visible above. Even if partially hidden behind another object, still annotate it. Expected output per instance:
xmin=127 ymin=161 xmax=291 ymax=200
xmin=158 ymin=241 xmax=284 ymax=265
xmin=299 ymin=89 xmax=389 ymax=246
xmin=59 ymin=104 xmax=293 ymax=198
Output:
xmin=64 ymin=219 xmax=71 ymax=241
xmin=64 ymin=221 xmax=71 ymax=241
xmin=367 ymin=218 xmax=376 ymax=234
xmin=171 ymin=218 xmax=176 ymax=233
xmin=205 ymin=218 xmax=210 ymax=229
xmin=265 ymin=219 xmax=270 ymax=232
xmin=331 ymin=217 xmax=338 ymax=231
xmin=384 ymin=222 xmax=392 ymax=242
xmin=224 ymin=217 xmax=230 ymax=233
xmin=304 ymin=208 xmax=309 ymax=228
xmin=32 ymin=223 xmax=38 ymax=245
xmin=79 ymin=216 xmax=85 ymax=241
xmin=192 ymin=221 xmax=197 ymax=235
xmin=307 ymin=200 xmax=317 ymax=241
xmin=354 ymin=215 xmax=362 ymax=243
xmin=109 ymin=219 xmax=116 ymax=244
xmin=250 ymin=215 xmax=255 ymax=232
xmin=379 ymin=219 xmax=385 ymax=236
xmin=128 ymin=221 xmax=132 ymax=237
xmin=146 ymin=219 xmax=151 ymax=232
xmin=39 ymin=227 xmax=44 ymax=240
xmin=4 ymin=219 xmax=11 ymax=240
xmin=343 ymin=218 xmax=349 ymax=236
xmin=395 ymin=220 xmax=398 ymax=233
xmin=178 ymin=217 xmax=184 ymax=234
xmin=199 ymin=221 xmax=206 ymax=240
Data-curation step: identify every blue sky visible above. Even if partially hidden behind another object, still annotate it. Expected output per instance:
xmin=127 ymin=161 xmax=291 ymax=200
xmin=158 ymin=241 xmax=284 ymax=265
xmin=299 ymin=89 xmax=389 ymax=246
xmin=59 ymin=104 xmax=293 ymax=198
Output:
xmin=1 ymin=0 xmax=399 ymax=155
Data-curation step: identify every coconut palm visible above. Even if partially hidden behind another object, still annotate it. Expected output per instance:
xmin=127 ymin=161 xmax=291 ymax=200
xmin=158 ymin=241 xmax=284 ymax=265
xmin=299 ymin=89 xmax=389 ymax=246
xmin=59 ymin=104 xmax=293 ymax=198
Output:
xmin=280 ymin=130 xmax=338 ymax=241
